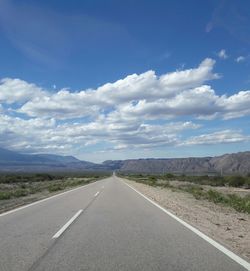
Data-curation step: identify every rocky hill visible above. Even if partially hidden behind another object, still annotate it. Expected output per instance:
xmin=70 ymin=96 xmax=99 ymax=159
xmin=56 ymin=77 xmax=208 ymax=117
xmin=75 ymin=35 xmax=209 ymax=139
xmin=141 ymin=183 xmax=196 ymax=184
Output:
xmin=210 ymin=152 xmax=250 ymax=175
xmin=104 ymin=152 xmax=250 ymax=175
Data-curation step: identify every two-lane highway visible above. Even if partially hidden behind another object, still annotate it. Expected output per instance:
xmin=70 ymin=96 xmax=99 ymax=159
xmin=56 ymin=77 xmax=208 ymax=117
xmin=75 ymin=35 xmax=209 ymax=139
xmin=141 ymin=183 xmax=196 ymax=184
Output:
xmin=0 ymin=176 xmax=249 ymax=271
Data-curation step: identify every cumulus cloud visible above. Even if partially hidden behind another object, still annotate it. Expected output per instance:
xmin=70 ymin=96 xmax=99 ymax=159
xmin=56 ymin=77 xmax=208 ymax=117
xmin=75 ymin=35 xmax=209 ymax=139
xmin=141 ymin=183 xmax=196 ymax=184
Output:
xmin=19 ymin=89 xmax=100 ymax=119
xmin=17 ymin=58 xmax=219 ymax=119
xmin=1 ymin=57 xmax=250 ymax=156
xmin=217 ymin=49 xmax=228 ymax=59
xmin=104 ymin=85 xmax=250 ymax=121
xmin=217 ymin=91 xmax=250 ymax=119
xmin=159 ymin=58 xmax=219 ymax=93
xmin=0 ymin=78 xmax=44 ymax=104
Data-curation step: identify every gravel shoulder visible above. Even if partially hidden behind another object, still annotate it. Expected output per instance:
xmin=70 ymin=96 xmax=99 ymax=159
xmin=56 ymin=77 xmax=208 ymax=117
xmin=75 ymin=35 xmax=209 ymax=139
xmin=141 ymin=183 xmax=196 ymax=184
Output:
xmin=124 ymin=179 xmax=250 ymax=261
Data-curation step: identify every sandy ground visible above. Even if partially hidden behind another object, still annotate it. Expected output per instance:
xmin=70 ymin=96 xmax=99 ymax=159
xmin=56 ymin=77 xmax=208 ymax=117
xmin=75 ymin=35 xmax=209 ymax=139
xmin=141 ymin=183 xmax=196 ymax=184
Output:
xmin=125 ymin=179 xmax=250 ymax=261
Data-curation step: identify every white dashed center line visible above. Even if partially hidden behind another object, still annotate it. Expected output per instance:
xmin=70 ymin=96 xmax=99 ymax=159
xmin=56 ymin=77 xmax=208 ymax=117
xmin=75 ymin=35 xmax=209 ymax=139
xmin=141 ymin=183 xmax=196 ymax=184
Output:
xmin=52 ymin=209 xmax=83 ymax=239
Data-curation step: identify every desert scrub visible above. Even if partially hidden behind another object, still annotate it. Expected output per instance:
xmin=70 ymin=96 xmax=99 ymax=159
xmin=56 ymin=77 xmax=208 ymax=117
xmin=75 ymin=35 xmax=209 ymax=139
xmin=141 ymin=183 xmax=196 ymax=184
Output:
xmin=228 ymin=176 xmax=246 ymax=187
xmin=148 ymin=176 xmax=157 ymax=186
xmin=48 ymin=183 xmax=65 ymax=192
xmin=204 ymin=190 xmax=250 ymax=213
xmin=206 ymin=189 xmax=225 ymax=203
xmin=176 ymin=185 xmax=250 ymax=213
xmin=47 ymin=178 xmax=93 ymax=192
xmin=0 ymin=189 xmax=28 ymax=199
xmin=163 ymin=173 xmax=175 ymax=179
xmin=0 ymin=191 xmax=12 ymax=200
xmin=177 ymin=187 xmax=250 ymax=214
xmin=122 ymin=173 xmax=250 ymax=188
xmin=124 ymin=175 xmax=250 ymax=214
xmin=182 ymin=185 xmax=204 ymax=200
xmin=0 ymin=174 xmax=108 ymax=201
xmin=12 ymin=189 xmax=29 ymax=198
xmin=225 ymin=194 xmax=250 ymax=213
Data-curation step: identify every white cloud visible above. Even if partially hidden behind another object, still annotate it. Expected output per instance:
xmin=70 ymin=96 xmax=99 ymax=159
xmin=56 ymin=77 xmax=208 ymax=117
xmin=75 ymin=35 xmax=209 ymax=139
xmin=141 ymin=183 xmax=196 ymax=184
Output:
xmin=19 ymin=89 xmax=100 ymax=119
xmin=0 ymin=114 xmax=61 ymax=153
xmin=106 ymin=85 xmax=250 ymax=121
xmin=0 ymin=78 xmax=43 ymax=104
xmin=1 ymin=57 xmax=250 ymax=156
xmin=182 ymin=130 xmax=250 ymax=146
xmin=0 ymin=112 xmax=200 ymax=153
xmin=217 ymin=91 xmax=250 ymax=119
xmin=217 ymin=49 xmax=228 ymax=59
xmin=159 ymin=58 xmax=219 ymax=94
xmin=17 ymin=58 xmax=219 ymax=119
xmin=235 ymin=56 xmax=245 ymax=63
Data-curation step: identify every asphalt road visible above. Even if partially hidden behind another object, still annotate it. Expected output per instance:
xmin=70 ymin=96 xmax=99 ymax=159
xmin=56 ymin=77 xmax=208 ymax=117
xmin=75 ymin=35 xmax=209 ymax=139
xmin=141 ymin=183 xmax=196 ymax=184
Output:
xmin=0 ymin=176 xmax=249 ymax=271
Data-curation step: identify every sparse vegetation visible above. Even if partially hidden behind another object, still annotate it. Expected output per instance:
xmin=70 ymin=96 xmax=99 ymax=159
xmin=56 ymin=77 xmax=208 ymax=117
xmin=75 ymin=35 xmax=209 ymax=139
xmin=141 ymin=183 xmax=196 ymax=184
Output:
xmin=0 ymin=191 xmax=11 ymax=200
xmin=184 ymin=188 xmax=250 ymax=213
xmin=119 ymin=173 xmax=250 ymax=214
xmin=148 ymin=176 xmax=157 ymax=186
xmin=120 ymin=172 xmax=250 ymax=188
xmin=228 ymin=176 xmax=246 ymax=187
xmin=0 ymin=172 xmax=109 ymax=205
xmin=164 ymin=173 xmax=175 ymax=178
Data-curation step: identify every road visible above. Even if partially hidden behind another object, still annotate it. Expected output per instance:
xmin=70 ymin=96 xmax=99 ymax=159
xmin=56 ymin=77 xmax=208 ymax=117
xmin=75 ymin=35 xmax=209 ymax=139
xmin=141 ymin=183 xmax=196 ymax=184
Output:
xmin=0 ymin=176 xmax=249 ymax=271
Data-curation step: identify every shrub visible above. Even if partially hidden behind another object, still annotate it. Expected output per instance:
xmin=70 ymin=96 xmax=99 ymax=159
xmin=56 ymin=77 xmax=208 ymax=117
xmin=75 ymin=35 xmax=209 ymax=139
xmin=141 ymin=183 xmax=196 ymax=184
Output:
xmin=164 ymin=173 xmax=175 ymax=179
xmin=210 ymin=176 xmax=227 ymax=186
xmin=34 ymin=173 xmax=54 ymax=182
xmin=206 ymin=189 xmax=225 ymax=203
xmin=184 ymin=185 xmax=204 ymax=200
xmin=148 ymin=176 xmax=157 ymax=186
xmin=227 ymin=194 xmax=250 ymax=213
xmin=228 ymin=176 xmax=245 ymax=187
xmin=13 ymin=189 xmax=28 ymax=198
xmin=48 ymin=184 xmax=64 ymax=192
xmin=0 ymin=191 xmax=11 ymax=200
xmin=245 ymin=178 xmax=250 ymax=189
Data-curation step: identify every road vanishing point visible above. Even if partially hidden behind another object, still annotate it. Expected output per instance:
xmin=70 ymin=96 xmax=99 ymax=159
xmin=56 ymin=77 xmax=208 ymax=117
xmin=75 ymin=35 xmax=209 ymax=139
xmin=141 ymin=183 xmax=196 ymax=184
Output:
xmin=0 ymin=176 xmax=249 ymax=271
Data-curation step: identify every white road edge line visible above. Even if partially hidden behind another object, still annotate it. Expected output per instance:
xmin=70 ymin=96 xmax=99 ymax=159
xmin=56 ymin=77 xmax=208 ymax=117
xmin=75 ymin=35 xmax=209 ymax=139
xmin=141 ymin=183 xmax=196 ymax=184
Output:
xmin=52 ymin=209 xmax=83 ymax=239
xmin=0 ymin=180 xmax=103 ymax=218
xmin=121 ymin=179 xmax=250 ymax=270
xmin=94 ymin=191 xmax=100 ymax=197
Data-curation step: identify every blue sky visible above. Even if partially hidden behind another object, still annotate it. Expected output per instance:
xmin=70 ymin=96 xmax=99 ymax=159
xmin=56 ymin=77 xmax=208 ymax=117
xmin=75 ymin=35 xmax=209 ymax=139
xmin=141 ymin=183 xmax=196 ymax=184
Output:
xmin=0 ymin=0 xmax=250 ymax=162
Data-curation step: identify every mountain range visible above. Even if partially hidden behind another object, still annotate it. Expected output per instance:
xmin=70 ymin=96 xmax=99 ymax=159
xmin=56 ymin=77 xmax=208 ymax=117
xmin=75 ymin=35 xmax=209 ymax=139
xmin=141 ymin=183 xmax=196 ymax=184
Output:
xmin=0 ymin=147 xmax=249 ymax=175
xmin=0 ymin=147 xmax=100 ymax=172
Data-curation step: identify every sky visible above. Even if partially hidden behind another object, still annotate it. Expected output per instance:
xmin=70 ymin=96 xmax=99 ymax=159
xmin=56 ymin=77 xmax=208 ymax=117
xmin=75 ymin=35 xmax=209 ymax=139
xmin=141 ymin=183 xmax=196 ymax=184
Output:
xmin=0 ymin=0 xmax=250 ymax=162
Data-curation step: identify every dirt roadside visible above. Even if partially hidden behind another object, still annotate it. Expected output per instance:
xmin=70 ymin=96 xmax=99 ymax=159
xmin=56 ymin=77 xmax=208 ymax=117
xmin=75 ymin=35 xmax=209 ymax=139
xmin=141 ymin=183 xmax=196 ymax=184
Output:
xmin=124 ymin=179 xmax=250 ymax=261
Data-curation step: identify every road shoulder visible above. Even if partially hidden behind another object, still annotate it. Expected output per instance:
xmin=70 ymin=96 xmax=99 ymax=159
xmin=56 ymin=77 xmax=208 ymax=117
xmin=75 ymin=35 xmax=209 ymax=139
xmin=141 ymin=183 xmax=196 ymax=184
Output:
xmin=123 ymin=178 xmax=250 ymax=262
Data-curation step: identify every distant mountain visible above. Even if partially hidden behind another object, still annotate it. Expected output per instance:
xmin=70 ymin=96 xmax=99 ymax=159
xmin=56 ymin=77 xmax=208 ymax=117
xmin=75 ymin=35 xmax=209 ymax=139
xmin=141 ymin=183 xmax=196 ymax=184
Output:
xmin=210 ymin=152 xmax=250 ymax=175
xmin=103 ymin=152 xmax=250 ymax=175
xmin=0 ymin=148 xmax=48 ymax=163
xmin=34 ymin=154 xmax=80 ymax=164
xmin=0 ymin=148 xmax=98 ymax=172
xmin=102 ymin=160 xmax=124 ymax=170
xmin=0 ymin=147 xmax=249 ymax=175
